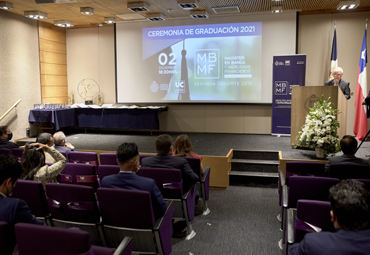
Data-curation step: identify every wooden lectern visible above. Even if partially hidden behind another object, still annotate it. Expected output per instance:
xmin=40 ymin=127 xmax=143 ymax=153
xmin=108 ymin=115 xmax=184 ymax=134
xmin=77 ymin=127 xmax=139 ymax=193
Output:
xmin=291 ymin=86 xmax=348 ymax=146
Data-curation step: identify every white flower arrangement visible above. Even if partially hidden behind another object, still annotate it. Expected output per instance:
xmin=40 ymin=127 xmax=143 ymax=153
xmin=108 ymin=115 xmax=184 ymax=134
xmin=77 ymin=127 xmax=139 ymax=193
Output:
xmin=296 ymin=96 xmax=340 ymax=154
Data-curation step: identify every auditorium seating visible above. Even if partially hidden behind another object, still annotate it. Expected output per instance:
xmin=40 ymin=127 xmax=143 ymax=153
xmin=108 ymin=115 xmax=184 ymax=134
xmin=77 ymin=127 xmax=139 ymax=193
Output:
xmin=0 ymin=221 xmax=15 ymax=255
xmin=10 ymin=180 xmax=51 ymax=225
xmin=280 ymin=176 xmax=339 ymax=250
xmin=98 ymin=188 xmax=174 ymax=255
xmin=68 ymin=151 xmax=99 ymax=166
xmin=139 ymin=167 xmax=196 ymax=240
xmin=59 ymin=150 xmax=68 ymax=161
xmin=328 ymin=163 xmax=370 ymax=179
xmin=45 ymin=183 xmax=105 ymax=246
xmin=97 ymin=165 xmax=120 ymax=185
xmin=59 ymin=163 xmax=99 ymax=191
xmin=15 ymin=223 xmax=133 ymax=255
xmin=0 ymin=148 xmax=11 ymax=155
xmin=99 ymin=153 xmax=117 ymax=165
xmin=184 ymin=157 xmax=211 ymax=215
xmin=285 ymin=161 xmax=325 ymax=186
xmin=284 ymin=200 xmax=334 ymax=254
xmin=11 ymin=148 xmax=24 ymax=162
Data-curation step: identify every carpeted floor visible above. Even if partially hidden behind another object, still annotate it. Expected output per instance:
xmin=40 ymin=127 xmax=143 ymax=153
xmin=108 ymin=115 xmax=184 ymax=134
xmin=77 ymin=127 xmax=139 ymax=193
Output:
xmin=171 ymin=186 xmax=281 ymax=255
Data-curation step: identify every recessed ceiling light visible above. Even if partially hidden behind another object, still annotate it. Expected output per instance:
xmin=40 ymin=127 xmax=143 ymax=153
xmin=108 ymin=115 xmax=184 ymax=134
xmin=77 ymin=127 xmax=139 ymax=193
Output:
xmin=146 ymin=13 xmax=165 ymax=21
xmin=80 ymin=7 xmax=94 ymax=15
xmin=0 ymin=1 xmax=13 ymax=10
xmin=271 ymin=6 xmax=283 ymax=13
xmin=24 ymin=10 xmax=48 ymax=19
xmin=104 ymin=17 xmax=116 ymax=24
xmin=127 ymin=2 xmax=150 ymax=12
xmin=190 ymin=10 xmax=209 ymax=19
xmin=54 ymin=20 xmax=74 ymax=27
xmin=337 ymin=0 xmax=360 ymax=10
xmin=177 ymin=0 xmax=199 ymax=10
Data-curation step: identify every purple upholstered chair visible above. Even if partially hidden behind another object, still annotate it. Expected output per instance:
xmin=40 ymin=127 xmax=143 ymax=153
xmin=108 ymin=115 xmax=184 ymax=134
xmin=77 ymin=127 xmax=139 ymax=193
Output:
xmin=284 ymin=200 xmax=334 ymax=254
xmin=97 ymin=188 xmax=174 ymax=255
xmin=97 ymin=165 xmax=120 ymax=185
xmin=0 ymin=221 xmax=15 ymax=255
xmin=0 ymin=148 xmax=11 ymax=156
xmin=10 ymin=180 xmax=50 ymax=225
xmin=280 ymin=176 xmax=339 ymax=251
xmin=139 ymin=167 xmax=196 ymax=240
xmin=59 ymin=150 xmax=68 ymax=162
xmin=328 ymin=163 xmax=370 ymax=180
xmin=60 ymin=163 xmax=98 ymax=191
xmin=285 ymin=161 xmax=326 ymax=186
xmin=69 ymin=151 xmax=99 ymax=166
xmin=184 ymin=157 xmax=211 ymax=215
xmin=139 ymin=154 xmax=154 ymax=164
xmin=11 ymin=148 xmax=24 ymax=162
xmin=99 ymin=153 xmax=118 ymax=165
xmin=45 ymin=183 xmax=105 ymax=246
xmin=15 ymin=223 xmax=133 ymax=255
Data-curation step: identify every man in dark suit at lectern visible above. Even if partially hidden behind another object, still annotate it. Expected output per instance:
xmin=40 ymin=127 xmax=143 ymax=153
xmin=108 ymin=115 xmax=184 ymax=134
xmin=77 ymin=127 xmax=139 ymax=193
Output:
xmin=325 ymin=67 xmax=351 ymax=100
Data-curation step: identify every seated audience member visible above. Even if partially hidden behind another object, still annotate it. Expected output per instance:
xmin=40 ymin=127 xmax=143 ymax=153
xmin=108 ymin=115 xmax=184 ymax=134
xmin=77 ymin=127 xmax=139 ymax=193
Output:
xmin=53 ymin=131 xmax=75 ymax=154
xmin=101 ymin=142 xmax=166 ymax=219
xmin=173 ymin=134 xmax=204 ymax=174
xmin=325 ymin=135 xmax=369 ymax=174
xmin=289 ymin=179 xmax=370 ymax=255
xmin=141 ymin=134 xmax=198 ymax=194
xmin=0 ymin=154 xmax=45 ymax=226
xmin=0 ymin=126 xmax=19 ymax=150
xmin=20 ymin=143 xmax=66 ymax=189
xmin=36 ymin=132 xmax=55 ymax=163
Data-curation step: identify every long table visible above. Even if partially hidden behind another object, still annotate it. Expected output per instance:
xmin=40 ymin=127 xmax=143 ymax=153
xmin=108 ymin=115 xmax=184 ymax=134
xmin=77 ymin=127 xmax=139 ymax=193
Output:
xmin=29 ymin=108 xmax=161 ymax=130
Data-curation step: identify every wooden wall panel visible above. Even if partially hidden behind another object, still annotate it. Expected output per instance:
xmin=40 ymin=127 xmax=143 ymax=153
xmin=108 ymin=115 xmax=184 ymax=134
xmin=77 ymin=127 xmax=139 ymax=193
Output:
xmin=41 ymin=75 xmax=67 ymax=86
xmin=39 ymin=21 xmax=68 ymax=104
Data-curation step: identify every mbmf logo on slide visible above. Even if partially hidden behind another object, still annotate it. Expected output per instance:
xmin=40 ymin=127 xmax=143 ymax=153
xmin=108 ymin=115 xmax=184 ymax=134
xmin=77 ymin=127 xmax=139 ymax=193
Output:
xmin=194 ymin=49 xmax=220 ymax=79
xmin=275 ymin=81 xmax=288 ymax=95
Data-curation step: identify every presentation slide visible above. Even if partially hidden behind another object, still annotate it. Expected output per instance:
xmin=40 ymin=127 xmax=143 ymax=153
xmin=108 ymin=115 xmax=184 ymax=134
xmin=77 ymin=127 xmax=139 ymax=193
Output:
xmin=142 ymin=23 xmax=262 ymax=101
xmin=116 ymin=13 xmax=296 ymax=104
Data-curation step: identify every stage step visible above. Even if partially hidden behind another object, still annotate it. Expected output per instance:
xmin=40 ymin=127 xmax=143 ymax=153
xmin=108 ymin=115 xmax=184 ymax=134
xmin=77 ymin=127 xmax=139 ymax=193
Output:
xmin=229 ymin=150 xmax=279 ymax=188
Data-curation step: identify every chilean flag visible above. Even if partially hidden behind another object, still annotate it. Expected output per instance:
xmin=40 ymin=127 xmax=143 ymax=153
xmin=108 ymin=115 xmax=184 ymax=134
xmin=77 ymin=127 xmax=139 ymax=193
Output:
xmin=329 ymin=27 xmax=338 ymax=80
xmin=353 ymin=27 xmax=368 ymax=141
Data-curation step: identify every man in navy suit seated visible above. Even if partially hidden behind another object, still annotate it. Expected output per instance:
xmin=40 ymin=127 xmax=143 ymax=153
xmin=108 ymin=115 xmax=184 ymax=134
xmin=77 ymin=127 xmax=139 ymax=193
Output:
xmin=101 ymin=142 xmax=167 ymax=219
xmin=325 ymin=135 xmax=369 ymax=174
xmin=0 ymin=126 xmax=18 ymax=150
xmin=141 ymin=134 xmax=199 ymax=194
xmin=289 ymin=179 xmax=370 ymax=255
xmin=0 ymin=154 xmax=45 ymax=226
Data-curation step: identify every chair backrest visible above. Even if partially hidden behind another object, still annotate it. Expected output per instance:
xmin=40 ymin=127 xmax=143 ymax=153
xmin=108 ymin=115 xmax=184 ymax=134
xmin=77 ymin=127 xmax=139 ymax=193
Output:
xmin=99 ymin=153 xmax=118 ymax=165
xmin=11 ymin=180 xmax=49 ymax=218
xmin=294 ymin=200 xmax=334 ymax=243
xmin=60 ymin=163 xmax=98 ymax=190
xmin=328 ymin=163 xmax=370 ymax=180
xmin=288 ymin=176 xmax=339 ymax=208
xmin=0 ymin=221 xmax=15 ymax=255
xmin=139 ymin=154 xmax=154 ymax=164
xmin=184 ymin=157 xmax=201 ymax=178
xmin=59 ymin=150 xmax=68 ymax=162
xmin=97 ymin=165 xmax=120 ymax=183
xmin=15 ymin=223 xmax=93 ymax=255
xmin=285 ymin=161 xmax=325 ymax=185
xmin=68 ymin=151 xmax=99 ymax=166
xmin=46 ymin=183 xmax=100 ymax=224
xmin=139 ymin=167 xmax=183 ymax=199
xmin=11 ymin=148 xmax=24 ymax=162
xmin=97 ymin=188 xmax=155 ymax=229
xmin=0 ymin=148 xmax=11 ymax=156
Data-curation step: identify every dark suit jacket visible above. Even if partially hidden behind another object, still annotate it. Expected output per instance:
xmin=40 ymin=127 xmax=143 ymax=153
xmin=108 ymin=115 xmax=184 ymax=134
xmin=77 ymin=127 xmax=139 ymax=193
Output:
xmin=0 ymin=195 xmax=45 ymax=226
xmin=365 ymin=94 xmax=370 ymax=118
xmin=141 ymin=154 xmax=199 ymax=193
xmin=101 ymin=172 xmax=167 ymax=219
xmin=325 ymin=79 xmax=351 ymax=100
xmin=0 ymin=139 xmax=19 ymax=150
xmin=289 ymin=229 xmax=370 ymax=255
xmin=325 ymin=154 xmax=369 ymax=173
xmin=54 ymin=145 xmax=75 ymax=155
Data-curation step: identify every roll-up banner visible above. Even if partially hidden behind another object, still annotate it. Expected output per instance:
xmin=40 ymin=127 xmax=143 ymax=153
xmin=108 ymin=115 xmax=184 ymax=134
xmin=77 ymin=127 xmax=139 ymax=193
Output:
xmin=272 ymin=55 xmax=306 ymax=136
